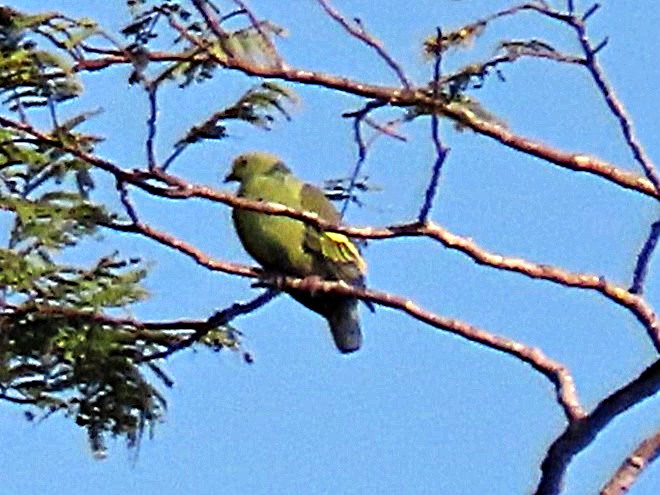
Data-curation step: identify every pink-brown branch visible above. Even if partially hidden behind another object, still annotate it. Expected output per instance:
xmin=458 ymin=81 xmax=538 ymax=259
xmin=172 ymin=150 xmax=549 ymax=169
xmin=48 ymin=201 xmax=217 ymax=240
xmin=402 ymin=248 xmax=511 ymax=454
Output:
xmin=1 ymin=114 xmax=657 ymax=352
xmin=104 ymin=215 xmax=585 ymax=422
xmin=71 ymin=49 xmax=659 ymax=201
xmin=600 ymin=430 xmax=660 ymax=495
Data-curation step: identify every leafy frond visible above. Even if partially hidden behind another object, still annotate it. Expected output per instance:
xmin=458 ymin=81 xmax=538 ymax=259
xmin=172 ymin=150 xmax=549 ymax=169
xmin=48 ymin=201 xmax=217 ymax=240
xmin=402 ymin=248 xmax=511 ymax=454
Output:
xmin=177 ymin=81 xmax=297 ymax=145
xmin=0 ymin=309 xmax=167 ymax=457
xmin=0 ymin=7 xmax=92 ymax=110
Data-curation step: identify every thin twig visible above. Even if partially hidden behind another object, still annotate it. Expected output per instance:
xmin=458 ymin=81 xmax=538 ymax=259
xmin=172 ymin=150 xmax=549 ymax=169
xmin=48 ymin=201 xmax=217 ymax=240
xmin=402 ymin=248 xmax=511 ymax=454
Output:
xmin=316 ymin=0 xmax=410 ymax=88
xmin=630 ymin=219 xmax=660 ymax=294
xmin=363 ymin=116 xmax=407 ymax=142
xmin=105 ymin=218 xmax=258 ymax=279
xmin=190 ymin=0 xmax=235 ymax=59
xmin=116 ymin=180 xmax=139 ymax=223
xmin=6 ymin=303 xmax=219 ymax=332
xmin=419 ymin=28 xmax=450 ymax=222
xmin=220 ymin=8 xmax=247 ymax=23
xmin=145 ymin=84 xmax=158 ymax=170
xmin=0 ymin=393 xmax=39 ymax=405
xmin=72 ymin=49 xmax=660 ymax=200
xmin=341 ymin=118 xmax=366 ymax=217
xmin=162 ymin=143 xmax=187 ymax=171
xmin=341 ymin=101 xmax=384 ymax=215
xmin=140 ymin=289 xmax=278 ymax=362
xmin=230 ymin=0 xmax=284 ymax=68
xmin=569 ymin=7 xmax=660 ymax=190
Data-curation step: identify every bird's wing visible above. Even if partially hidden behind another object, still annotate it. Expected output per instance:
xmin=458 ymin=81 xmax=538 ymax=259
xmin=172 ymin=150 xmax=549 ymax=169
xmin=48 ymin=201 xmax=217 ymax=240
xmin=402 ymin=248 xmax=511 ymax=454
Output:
xmin=300 ymin=182 xmax=367 ymax=283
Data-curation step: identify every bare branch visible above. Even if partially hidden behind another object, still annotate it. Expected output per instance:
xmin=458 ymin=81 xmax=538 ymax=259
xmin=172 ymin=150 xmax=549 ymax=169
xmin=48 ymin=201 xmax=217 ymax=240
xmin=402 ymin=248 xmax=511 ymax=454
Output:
xmin=145 ymin=85 xmax=158 ymax=170
xmin=139 ymin=289 xmax=277 ymax=362
xmin=103 ymin=217 xmax=585 ymax=422
xmin=105 ymin=218 xmax=257 ymax=279
xmin=0 ymin=114 xmax=657 ymax=351
xmin=362 ymin=115 xmax=407 ymax=142
xmin=568 ymin=7 xmax=660 ymax=190
xmin=71 ymin=50 xmax=660 ymax=200
xmin=630 ymin=219 xmax=660 ymax=295
xmin=190 ymin=0 xmax=235 ymax=59
xmin=490 ymin=1 xmax=660 ymax=189
xmin=340 ymin=100 xmax=384 ymax=215
xmin=316 ymin=0 xmax=410 ymax=88
xmin=6 ymin=303 xmax=217 ymax=333
xmin=600 ymin=430 xmax=660 ymax=495
xmin=419 ymin=28 xmax=450 ymax=223
xmin=534 ymin=359 xmax=660 ymax=495
xmin=0 ymin=393 xmax=40 ymax=405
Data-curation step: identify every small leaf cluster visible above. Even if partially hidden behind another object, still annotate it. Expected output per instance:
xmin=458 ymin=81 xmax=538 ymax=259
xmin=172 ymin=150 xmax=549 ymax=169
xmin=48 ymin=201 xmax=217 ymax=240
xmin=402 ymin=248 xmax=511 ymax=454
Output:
xmin=178 ymin=81 xmax=297 ymax=144
xmin=0 ymin=6 xmax=96 ymax=110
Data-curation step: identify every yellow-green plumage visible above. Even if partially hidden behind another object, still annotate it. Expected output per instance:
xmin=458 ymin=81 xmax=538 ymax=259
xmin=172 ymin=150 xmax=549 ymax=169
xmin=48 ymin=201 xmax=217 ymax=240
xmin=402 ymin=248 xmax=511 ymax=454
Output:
xmin=225 ymin=151 xmax=368 ymax=353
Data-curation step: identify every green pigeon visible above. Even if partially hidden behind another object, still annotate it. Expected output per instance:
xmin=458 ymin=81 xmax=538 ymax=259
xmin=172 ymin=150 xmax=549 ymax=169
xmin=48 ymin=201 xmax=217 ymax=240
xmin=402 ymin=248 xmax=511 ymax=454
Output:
xmin=225 ymin=151 xmax=370 ymax=353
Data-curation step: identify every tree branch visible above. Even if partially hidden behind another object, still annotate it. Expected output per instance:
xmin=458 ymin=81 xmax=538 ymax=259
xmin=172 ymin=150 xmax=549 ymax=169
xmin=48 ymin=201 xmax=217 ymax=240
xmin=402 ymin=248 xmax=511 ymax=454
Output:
xmin=72 ymin=50 xmax=660 ymax=200
xmin=630 ymin=219 xmax=660 ymax=295
xmin=419 ymin=27 xmax=450 ymax=222
xmin=315 ymin=0 xmax=410 ymax=88
xmin=102 ymin=217 xmax=586 ymax=422
xmin=569 ymin=6 xmax=660 ymax=190
xmin=139 ymin=289 xmax=277 ymax=362
xmin=340 ymin=100 xmax=384 ymax=215
xmin=190 ymin=0 xmax=236 ymax=59
xmin=230 ymin=0 xmax=284 ymax=68
xmin=1 ymin=114 xmax=657 ymax=352
xmin=534 ymin=359 xmax=660 ymax=495
xmin=600 ymin=430 xmax=660 ymax=495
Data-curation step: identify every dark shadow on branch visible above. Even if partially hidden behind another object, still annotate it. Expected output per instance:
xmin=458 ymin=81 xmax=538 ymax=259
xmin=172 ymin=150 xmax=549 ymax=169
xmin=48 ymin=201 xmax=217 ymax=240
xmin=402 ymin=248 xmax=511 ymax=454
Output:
xmin=630 ymin=218 xmax=660 ymax=295
xmin=140 ymin=289 xmax=278 ymax=362
xmin=419 ymin=27 xmax=450 ymax=223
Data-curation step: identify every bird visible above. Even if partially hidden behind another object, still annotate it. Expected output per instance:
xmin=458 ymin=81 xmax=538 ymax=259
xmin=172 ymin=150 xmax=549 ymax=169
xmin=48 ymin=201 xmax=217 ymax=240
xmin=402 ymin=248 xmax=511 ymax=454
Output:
xmin=225 ymin=151 xmax=370 ymax=353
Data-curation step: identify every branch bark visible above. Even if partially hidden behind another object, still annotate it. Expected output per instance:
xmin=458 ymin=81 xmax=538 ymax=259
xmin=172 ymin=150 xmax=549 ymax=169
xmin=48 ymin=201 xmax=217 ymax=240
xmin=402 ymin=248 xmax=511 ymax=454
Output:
xmin=600 ymin=430 xmax=660 ymax=495
xmin=72 ymin=50 xmax=660 ymax=200
xmin=534 ymin=359 xmax=660 ymax=495
xmin=2 ymin=114 xmax=657 ymax=352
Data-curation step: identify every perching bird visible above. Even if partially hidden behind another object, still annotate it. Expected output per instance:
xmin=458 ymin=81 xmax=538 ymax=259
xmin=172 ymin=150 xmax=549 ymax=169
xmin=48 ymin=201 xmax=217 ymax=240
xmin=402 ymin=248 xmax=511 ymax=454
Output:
xmin=225 ymin=151 xmax=370 ymax=353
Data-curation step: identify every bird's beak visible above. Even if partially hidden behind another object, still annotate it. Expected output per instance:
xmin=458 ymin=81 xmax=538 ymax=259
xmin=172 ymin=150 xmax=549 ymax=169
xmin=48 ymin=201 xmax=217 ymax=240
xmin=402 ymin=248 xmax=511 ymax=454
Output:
xmin=224 ymin=171 xmax=237 ymax=183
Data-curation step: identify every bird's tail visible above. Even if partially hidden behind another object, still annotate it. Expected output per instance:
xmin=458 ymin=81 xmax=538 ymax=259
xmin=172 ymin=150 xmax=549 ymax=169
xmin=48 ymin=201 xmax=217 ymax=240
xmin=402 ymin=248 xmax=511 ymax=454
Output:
xmin=326 ymin=299 xmax=362 ymax=354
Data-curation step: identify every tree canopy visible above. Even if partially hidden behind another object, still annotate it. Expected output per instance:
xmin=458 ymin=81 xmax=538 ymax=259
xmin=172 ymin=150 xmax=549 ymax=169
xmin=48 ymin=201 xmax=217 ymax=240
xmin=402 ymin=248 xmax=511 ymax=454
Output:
xmin=0 ymin=2 xmax=658 ymax=494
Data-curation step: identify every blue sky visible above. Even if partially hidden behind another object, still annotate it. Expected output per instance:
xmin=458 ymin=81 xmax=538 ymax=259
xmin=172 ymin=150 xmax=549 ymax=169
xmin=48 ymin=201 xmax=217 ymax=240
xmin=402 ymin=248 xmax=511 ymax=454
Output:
xmin=1 ymin=1 xmax=659 ymax=494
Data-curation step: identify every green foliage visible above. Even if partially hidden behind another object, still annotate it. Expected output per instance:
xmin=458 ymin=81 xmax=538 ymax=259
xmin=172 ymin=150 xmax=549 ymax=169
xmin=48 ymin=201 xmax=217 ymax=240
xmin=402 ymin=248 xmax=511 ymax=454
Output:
xmin=0 ymin=245 xmax=161 ymax=456
xmin=423 ymin=22 xmax=486 ymax=56
xmin=178 ymin=81 xmax=297 ymax=144
xmin=0 ymin=1 xmax=286 ymax=457
xmin=7 ymin=193 xmax=107 ymax=249
xmin=0 ymin=6 xmax=170 ymax=456
xmin=121 ymin=2 xmax=286 ymax=87
xmin=200 ymin=325 xmax=239 ymax=351
xmin=0 ymin=309 xmax=167 ymax=457
xmin=0 ymin=7 xmax=91 ymax=110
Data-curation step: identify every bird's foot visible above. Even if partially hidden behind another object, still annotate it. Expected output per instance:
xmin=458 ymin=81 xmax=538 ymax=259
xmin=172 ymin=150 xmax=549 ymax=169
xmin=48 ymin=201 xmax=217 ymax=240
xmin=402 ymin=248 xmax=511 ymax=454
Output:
xmin=253 ymin=272 xmax=287 ymax=290
xmin=297 ymin=275 xmax=325 ymax=296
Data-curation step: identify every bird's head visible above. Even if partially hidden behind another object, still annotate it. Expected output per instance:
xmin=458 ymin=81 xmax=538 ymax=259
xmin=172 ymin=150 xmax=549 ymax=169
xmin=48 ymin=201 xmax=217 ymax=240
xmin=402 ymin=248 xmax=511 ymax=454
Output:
xmin=224 ymin=151 xmax=291 ymax=183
